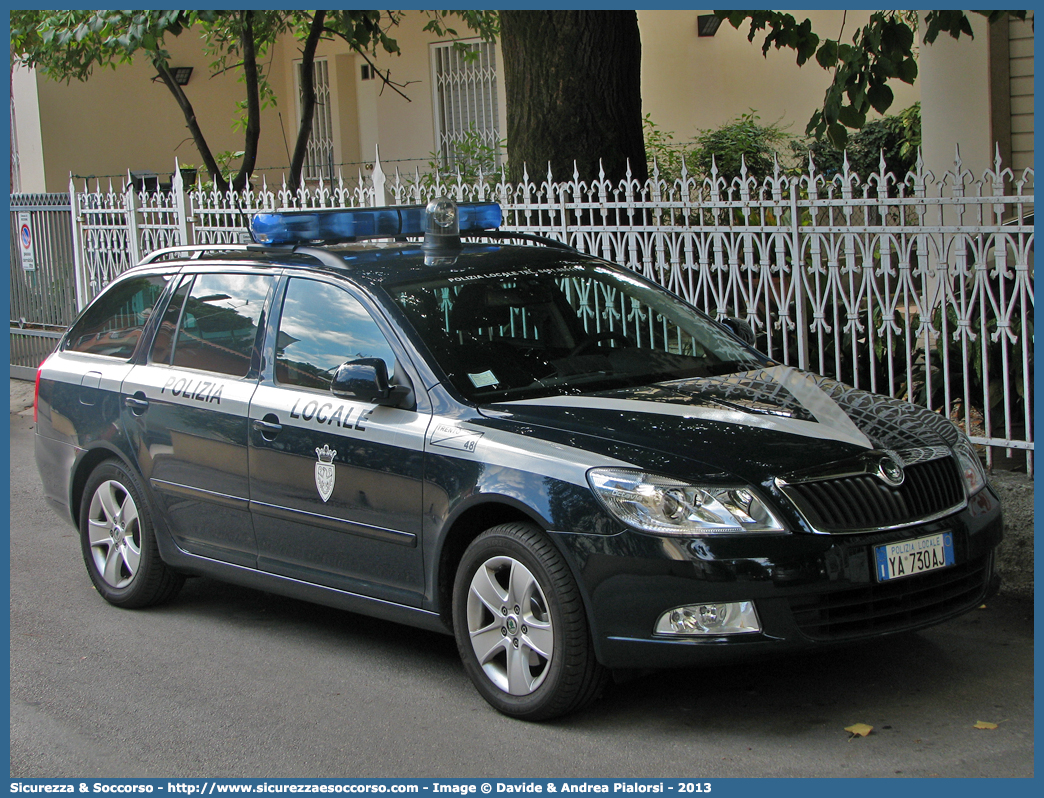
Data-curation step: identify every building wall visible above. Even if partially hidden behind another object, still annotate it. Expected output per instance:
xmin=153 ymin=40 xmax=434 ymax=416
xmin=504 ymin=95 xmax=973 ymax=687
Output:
xmin=918 ymin=13 xmax=994 ymax=184
xmin=638 ymin=10 xmax=921 ymax=146
xmin=17 ymin=12 xmax=1029 ymax=194
xmin=919 ymin=11 xmax=1033 ymax=195
xmin=24 ymin=12 xmax=506 ymax=192
xmin=11 ymin=64 xmax=46 ymax=193
xmin=33 ymin=34 xmax=291 ymax=193
xmin=371 ymin=16 xmax=442 ymax=175
xmin=1008 ymin=15 xmax=1035 ymax=179
xmin=355 ymin=11 xmax=509 ymax=177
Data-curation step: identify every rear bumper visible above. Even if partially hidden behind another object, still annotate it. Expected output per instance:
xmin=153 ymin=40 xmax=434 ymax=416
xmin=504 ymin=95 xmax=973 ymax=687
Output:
xmin=35 ymin=432 xmax=80 ymax=528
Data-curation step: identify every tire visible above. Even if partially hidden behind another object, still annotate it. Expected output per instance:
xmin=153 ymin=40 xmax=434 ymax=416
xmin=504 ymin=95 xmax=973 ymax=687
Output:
xmin=452 ymin=522 xmax=607 ymax=720
xmin=79 ymin=460 xmax=184 ymax=608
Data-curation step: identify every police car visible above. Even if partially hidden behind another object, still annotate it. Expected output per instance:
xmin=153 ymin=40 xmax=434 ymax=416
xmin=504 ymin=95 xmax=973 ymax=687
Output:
xmin=34 ymin=198 xmax=1002 ymax=720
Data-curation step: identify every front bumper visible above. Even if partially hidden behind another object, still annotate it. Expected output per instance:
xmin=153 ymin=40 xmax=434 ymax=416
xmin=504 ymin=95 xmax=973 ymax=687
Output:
xmin=555 ymin=487 xmax=1003 ymax=669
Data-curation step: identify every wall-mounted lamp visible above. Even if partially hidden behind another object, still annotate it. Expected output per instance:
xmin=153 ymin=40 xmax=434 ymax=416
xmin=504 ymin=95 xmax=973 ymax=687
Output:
xmin=171 ymin=67 xmax=194 ymax=86
xmin=697 ymin=15 xmax=722 ymax=37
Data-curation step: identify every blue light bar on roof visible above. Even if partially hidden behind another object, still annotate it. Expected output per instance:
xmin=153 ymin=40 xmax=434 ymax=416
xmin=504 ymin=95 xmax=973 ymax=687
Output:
xmin=249 ymin=201 xmax=502 ymax=246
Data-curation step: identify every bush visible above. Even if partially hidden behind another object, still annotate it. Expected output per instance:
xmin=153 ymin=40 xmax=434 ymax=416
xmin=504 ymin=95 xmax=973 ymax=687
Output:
xmin=645 ymin=111 xmax=794 ymax=186
xmin=692 ymin=111 xmax=794 ymax=185
xmin=791 ymin=103 xmax=921 ymax=186
xmin=421 ymin=127 xmax=504 ymax=190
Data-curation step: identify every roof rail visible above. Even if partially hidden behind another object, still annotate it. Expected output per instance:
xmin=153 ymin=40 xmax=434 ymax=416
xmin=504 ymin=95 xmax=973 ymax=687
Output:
xmin=466 ymin=230 xmax=577 ymax=252
xmin=138 ymin=244 xmax=250 ymax=265
xmin=275 ymin=244 xmax=352 ymax=271
xmin=137 ymin=242 xmax=351 ymax=272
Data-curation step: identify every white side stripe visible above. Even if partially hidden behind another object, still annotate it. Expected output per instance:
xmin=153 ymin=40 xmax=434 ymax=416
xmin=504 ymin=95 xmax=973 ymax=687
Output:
xmin=763 ymin=365 xmax=872 ymax=449
xmin=506 ymin=370 xmax=874 ymax=451
xmin=429 ymin=419 xmax=635 ymax=487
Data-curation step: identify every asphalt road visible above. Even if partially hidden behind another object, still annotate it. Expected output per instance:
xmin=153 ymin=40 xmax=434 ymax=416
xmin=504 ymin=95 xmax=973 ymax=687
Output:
xmin=9 ymin=412 xmax=1035 ymax=778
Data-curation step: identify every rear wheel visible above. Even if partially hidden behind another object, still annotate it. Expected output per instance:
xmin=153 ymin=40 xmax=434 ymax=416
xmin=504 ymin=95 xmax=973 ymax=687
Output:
xmin=79 ymin=460 xmax=184 ymax=608
xmin=452 ymin=522 xmax=606 ymax=720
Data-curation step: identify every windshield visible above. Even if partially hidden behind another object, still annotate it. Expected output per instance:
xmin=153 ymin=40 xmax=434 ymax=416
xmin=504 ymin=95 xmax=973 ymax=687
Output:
xmin=388 ymin=260 xmax=766 ymax=403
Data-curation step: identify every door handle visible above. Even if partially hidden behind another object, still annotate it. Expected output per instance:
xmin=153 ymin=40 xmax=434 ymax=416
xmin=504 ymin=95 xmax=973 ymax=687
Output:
xmin=124 ymin=395 xmax=149 ymax=414
xmin=252 ymin=416 xmax=282 ymax=440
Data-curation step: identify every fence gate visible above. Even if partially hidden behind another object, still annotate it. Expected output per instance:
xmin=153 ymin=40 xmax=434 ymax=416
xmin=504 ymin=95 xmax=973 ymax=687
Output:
xmin=9 ymin=193 xmax=77 ymax=379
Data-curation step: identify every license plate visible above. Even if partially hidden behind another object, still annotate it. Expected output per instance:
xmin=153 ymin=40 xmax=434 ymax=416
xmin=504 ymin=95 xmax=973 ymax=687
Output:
xmin=874 ymin=533 xmax=955 ymax=582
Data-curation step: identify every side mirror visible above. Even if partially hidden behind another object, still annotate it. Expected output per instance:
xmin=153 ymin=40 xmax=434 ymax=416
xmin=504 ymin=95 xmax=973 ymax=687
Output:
xmin=720 ymin=316 xmax=756 ymax=347
xmin=330 ymin=358 xmax=411 ymax=407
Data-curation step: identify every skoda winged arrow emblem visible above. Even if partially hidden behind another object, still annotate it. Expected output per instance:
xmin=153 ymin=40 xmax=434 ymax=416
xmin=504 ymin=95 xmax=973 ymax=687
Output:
xmin=315 ymin=444 xmax=337 ymax=503
xmin=877 ymin=453 xmax=905 ymax=487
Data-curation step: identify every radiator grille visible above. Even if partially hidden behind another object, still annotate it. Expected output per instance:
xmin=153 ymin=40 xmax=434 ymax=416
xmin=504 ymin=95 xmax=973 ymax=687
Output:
xmin=789 ymin=554 xmax=990 ymax=640
xmin=784 ymin=456 xmax=965 ymax=533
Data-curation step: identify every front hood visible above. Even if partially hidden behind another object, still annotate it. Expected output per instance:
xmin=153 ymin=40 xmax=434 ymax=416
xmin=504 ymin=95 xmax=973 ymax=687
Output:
xmin=484 ymin=364 xmax=959 ymax=483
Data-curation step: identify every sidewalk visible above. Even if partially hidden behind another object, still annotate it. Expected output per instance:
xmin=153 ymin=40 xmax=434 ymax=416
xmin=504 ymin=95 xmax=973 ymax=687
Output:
xmin=11 ymin=377 xmax=35 ymax=417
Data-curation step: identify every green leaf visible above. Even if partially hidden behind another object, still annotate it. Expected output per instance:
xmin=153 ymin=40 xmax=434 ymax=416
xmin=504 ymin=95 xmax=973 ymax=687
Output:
xmin=824 ymin=88 xmax=843 ymax=119
xmin=837 ymin=43 xmax=857 ymax=62
xmin=880 ymin=19 xmax=914 ymax=55
xmin=837 ymin=104 xmax=866 ymax=129
xmin=897 ymin=57 xmax=918 ymax=84
xmin=827 ymin=122 xmax=848 ymax=149
xmin=816 ymin=39 xmax=838 ymax=69
xmin=805 ymin=109 xmax=824 ymax=138
xmin=868 ymin=82 xmax=894 ymax=115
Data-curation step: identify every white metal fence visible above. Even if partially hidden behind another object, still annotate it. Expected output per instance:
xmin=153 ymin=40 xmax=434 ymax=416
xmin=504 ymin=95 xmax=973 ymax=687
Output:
xmin=58 ymin=151 xmax=1035 ymax=471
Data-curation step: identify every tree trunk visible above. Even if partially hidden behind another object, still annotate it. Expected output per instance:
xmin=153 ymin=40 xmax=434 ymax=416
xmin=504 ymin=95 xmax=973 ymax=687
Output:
xmin=288 ymin=11 xmax=327 ymax=193
xmin=230 ymin=10 xmax=261 ymax=192
xmin=500 ymin=11 xmax=646 ymax=186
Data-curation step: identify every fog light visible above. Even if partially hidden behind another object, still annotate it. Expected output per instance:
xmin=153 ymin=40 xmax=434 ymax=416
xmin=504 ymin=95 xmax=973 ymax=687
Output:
xmin=654 ymin=601 xmax=760 ymax=636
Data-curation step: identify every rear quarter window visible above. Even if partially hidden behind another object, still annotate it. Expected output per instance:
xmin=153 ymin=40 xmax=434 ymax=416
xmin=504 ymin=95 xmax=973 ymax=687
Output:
xmin=65 ymin=274 xmax=171 ymax=359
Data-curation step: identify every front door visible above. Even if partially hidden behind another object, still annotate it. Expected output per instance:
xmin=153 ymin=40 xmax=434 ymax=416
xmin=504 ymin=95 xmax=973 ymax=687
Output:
xmin=248 ymin=276 xmax=429 ymax=605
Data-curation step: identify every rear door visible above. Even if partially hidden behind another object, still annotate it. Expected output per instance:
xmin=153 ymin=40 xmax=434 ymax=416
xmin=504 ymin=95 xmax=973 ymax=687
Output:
xmin=248 ymin=275 xmax=430 ymax=605
xmin=121 ymin=269 xmax=276 ymax=566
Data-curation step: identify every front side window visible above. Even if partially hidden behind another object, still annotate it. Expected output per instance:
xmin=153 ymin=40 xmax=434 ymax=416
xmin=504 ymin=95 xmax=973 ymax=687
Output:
xmin=275 ymin=278 xmax=396 ymax=391
xmin=65 ymin=274 xmax=170 ymax=359
xmin=391 ymin=261 xmax=764 ymax=403
xmin=169 ymin=273 xmax=273 ymax=377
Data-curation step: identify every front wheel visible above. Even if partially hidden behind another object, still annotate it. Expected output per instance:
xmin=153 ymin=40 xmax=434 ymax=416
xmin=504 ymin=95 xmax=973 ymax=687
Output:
xmin=452 ymin=523 xmax=606 ymax=720
xmin=79 ymin=460 xmax=184 ymax=608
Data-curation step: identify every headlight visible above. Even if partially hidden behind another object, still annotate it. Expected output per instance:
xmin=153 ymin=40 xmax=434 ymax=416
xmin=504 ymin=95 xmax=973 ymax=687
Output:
xmin=587 ymin=468 xmax=785 ymax=536
xmin=953 ymin=434 xmax=988 ymax=497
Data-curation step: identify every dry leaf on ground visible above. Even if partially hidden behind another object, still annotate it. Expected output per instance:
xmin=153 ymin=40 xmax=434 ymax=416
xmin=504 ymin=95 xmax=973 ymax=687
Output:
xmin=845 ymin=723 xmax=873 ymax=738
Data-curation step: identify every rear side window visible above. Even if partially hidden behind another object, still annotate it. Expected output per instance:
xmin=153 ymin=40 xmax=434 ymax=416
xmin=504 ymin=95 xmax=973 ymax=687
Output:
xmin=169 ymin=273 xmax=273 ymax=377
xmin=65 ymin=275 xmax=170 ymax=359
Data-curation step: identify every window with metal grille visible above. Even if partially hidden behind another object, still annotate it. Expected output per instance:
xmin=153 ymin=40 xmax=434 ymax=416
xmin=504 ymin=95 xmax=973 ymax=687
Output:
xmin=295 ymin=58 xmax=335 ymax=181
xmin=430 ymin=39 xmax=501 ymax=172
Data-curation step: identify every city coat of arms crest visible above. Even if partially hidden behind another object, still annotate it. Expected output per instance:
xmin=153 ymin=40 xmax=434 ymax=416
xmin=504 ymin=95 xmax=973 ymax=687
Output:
xmin=314 ymin=444 xmax=336 ymax=502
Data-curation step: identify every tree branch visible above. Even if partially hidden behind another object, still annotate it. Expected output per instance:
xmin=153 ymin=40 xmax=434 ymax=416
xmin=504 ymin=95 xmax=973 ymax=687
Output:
xmin=322 ymin=25 xmax=415 ymax=102
xmin=154 ymin=59 xmax=228 ymax=192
